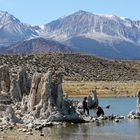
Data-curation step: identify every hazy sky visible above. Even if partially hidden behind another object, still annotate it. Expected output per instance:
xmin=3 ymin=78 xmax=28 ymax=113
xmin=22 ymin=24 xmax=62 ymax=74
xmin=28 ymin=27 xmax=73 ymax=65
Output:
xmin=0 ymin=0 xmax=139 ymax=25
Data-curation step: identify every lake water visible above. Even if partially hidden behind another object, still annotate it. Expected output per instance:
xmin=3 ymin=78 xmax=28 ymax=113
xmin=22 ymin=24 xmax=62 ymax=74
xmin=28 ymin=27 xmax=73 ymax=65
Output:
xmin=43 ymin=97 xmax=140 ymax=140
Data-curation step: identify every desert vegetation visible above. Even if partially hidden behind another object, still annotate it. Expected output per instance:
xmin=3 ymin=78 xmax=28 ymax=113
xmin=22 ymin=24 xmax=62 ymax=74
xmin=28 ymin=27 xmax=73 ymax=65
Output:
xmin=63 ymin=81 xmax=140 ymax=97
xmin=1 ymin=53 xmax=140 ymax=81
xmin=1 ymin=52 xmax=140 ymax=96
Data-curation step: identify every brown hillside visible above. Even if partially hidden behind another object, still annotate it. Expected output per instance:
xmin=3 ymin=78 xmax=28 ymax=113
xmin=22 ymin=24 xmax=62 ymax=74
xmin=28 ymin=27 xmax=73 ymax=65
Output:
xmin=0 ymin=53 xmax=140 ymax=81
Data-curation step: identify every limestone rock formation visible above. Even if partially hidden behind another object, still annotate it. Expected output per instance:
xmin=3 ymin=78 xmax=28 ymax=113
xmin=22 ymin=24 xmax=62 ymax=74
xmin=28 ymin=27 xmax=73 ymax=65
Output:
xmin=24 ymin=69 xmax=81 ymax=122
xmin=10 ymin=67 xmax=31 ymax=102
xmin=87 ymin=90 xmax=99 ymax=108
xmin=76 ymin=90 xmax=99 ymax=114
xmin=0 ymin=65 xmax=12 ymax=110
xmin=0 ymin=66 xmax=83 ymax=124
xmin=136 ymin=91 xmax=140 ymax=115
xmin=0 ymin=65 xmax=30 ymax=103
xmin=0 ymin=65 xmax=10 ymax=94
xmin=27 ymin=73 xmax=42 ymax=112
xmin=4 ymin=106 xmax=20 ymax=123
xmin=127 ymin=91 xmax=140 ymax=119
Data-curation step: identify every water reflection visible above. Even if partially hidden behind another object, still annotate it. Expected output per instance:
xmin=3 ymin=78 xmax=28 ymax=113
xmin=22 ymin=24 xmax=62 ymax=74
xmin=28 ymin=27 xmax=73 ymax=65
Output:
xmin=43 ymin=120 xmax=140 ymax=140
xmin=42 ymin=98 xmax=140 ymax=140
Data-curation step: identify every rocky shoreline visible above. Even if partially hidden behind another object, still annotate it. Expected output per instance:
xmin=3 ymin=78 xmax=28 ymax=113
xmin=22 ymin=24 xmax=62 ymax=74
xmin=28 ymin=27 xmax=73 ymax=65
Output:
xmin=0 ymin=113 xmax=140 ymax=139
xmin=0 ymin=64 xmax=140 ymax=139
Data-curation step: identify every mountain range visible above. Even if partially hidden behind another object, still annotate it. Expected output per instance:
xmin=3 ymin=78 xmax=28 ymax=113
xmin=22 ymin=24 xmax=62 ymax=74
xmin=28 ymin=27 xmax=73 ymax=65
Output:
xmin=0 ymin=10 xmax=140 ymax=59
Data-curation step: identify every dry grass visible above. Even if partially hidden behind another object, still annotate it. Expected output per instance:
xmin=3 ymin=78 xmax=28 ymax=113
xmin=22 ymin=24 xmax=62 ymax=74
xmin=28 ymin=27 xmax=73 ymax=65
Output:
xmin=62 ymin=81 xmax=140 ymax=97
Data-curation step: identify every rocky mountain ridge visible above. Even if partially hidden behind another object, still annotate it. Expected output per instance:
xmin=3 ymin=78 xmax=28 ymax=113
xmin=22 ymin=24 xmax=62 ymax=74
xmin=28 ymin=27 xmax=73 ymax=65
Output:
xmin=1 ymin=10 xmax=140 ymax=58
xmin=0 ymin=37 xmax=71 ymax=54
xmin=42 ymin=10 xmax=140 ymax=42
xmin=0 ymin=10 xmax=37 ymax=47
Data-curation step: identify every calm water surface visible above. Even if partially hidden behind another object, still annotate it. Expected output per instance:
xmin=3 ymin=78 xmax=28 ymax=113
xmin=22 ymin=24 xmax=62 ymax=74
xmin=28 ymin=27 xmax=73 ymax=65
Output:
xmin=43 ymin=97 xmax=140 ymax=140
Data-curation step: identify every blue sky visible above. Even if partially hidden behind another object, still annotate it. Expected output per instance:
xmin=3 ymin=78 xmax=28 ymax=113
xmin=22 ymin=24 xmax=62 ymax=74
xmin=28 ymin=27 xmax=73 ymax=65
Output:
xmin=0 ymin=0 xmax=139 ymax=25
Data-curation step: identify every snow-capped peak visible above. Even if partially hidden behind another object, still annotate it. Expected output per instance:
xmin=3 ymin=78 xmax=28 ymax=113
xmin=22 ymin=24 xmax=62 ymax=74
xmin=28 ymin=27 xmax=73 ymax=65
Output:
xmin=39 ymin=25 xmax=45 ymax=30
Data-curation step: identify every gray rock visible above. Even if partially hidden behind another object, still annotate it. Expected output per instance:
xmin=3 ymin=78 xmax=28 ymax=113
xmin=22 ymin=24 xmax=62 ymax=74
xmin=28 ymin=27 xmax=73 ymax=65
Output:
xmin=87 ymin=90 xmax=98 ymax=108
xmin=4 ymin=106 xmax=20 ymax=123
xmin=136 ymin=91 xmax=140 ymax=114
xmin=114 ymin=119 xmax=119 ymax=123
xmin=23 ymin=69 xmax=82 ymax=122
xmin=0 ymin=65 xmax=10 ymax=94
xmin=10 ymin=67 xmax=31 ymax=102
xmin=0 ymin=68 xmax=84 ymax=125
xmin=26 ymin=132 xmax=33 ymax=135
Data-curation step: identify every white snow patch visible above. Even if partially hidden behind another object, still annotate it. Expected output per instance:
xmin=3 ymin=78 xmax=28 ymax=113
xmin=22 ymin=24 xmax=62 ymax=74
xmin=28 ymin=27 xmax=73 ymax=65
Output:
xmin=120 ymin=17 xmax=127 ymax=20
xmin=59 ymin=15 xmax=67 ymax=19
xmin=98 ymin=14 xmax=116 ymax=19
xmin=39 ymin=25 xmax=45 ymax=30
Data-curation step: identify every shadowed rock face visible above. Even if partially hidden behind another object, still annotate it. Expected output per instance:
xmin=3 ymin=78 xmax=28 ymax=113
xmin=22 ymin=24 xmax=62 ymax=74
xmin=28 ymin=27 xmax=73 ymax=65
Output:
xmin=10 ymin=68 xmax=31 ymax=102
xmin=0 ymin=65 xmax=30 ymax=115
xmin=0 ymin=65 xmax=10 ymax=94
xmin=0 ymin=65 xmax=13 ymax=105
